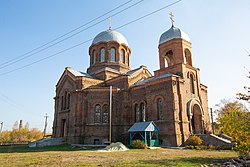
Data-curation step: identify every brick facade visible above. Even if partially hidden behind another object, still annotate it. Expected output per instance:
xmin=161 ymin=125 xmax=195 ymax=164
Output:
xmin=52 ymin=27 xmax=211 ymax=146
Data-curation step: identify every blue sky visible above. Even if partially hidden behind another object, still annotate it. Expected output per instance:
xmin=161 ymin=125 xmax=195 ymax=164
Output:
xmin=0 ymin=0 xmax=250 ymax=132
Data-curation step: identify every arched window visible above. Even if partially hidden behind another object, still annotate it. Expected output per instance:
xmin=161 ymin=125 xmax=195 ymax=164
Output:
xmin=157 ymin=98 xmax=163 ymax=120
xmin=61 ymin=91 xmax=70 ymax=110
xmin=64 ymin=91 xmax=67 ymax=109
xmin=164 ymin=57 xmax=170 ymax=68
xmin=94 ymin=105 xmax=101 ymax=123
xmin=100 ymin=48 xmax=105 ymax=62
xmin=185 ymin=49 xmax=192 ymax=66
xmin=135 ymin=104 xmax=140 ymax=122
xmin=190 ymin=74 xmax=195 ymax=94
xmin=92 ymin=50 xmax=96 ymax=64
xmin=61 ymin=96 xmax=64 ymax=110
xmin=67 ymin=94 xmax=70 ymax=109
xmin=120 ymin=49 xmax=125 ymax=64
xmin=102 ymin=104 xmax=109 ymax=123
xmin=166 ymin=50 xmax=173 ymax=57
xmin=140 ymin=102 xmax=146 ymax=122
xmin=110 ymin=48 xmax=116 ymax=62
xmin=164 ymin=50 xmax=173 ymax=67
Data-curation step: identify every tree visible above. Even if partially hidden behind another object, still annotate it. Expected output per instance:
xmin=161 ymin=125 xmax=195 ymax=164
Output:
xmin=28 ymin=128 xmax=43 ymax=141
xmin=216 ymin=100 xmax=250 ymax=155
xmin=0 ymin=121 xmax=43 ymax=144
xmin=0 ymin=131 xmax=11 ymax=143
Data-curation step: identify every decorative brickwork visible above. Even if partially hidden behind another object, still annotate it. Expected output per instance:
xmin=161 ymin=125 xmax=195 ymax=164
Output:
xmin=52 ymin=27 xmax=211 ymax=146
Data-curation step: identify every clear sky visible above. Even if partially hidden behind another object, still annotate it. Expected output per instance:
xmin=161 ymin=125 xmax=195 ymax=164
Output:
xmin=0 ymin=0 xmax=250 ymax=132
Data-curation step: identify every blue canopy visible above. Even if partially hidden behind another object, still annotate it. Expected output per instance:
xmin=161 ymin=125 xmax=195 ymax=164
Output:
xmin=128 ymin=121 xmax=159 ymax=132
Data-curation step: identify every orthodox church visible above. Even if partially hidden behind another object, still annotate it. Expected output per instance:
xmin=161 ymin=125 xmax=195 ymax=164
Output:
xmin=52 ymin=17 xmax=211 ymax=146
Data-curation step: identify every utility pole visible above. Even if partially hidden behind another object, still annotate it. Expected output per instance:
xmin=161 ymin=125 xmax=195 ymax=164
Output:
xmin=210 ymin=108 xmax=215 ymax=134
xmin=0 ymin=122 xmax=3 ymax=136
xmin=43 ymin=113 xmax=49 ymax=138
xmin=19 ymin=120 xmax=23 ymax=130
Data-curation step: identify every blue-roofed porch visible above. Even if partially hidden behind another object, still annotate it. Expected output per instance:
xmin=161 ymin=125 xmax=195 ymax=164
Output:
xmin=128 ymin=121 xmax=159 ymax=147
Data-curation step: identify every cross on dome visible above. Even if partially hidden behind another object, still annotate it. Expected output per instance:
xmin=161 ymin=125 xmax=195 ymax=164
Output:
xmin=169 ymin=12 xmax=174 ymax=27
xmin=108 ymin=16 xmax=112 ymax=30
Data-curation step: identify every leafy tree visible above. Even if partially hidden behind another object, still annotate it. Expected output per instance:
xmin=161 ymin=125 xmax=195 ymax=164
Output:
xmin=9 ymin=129 xmax=20 ymax=143
xmin=0 ymin=131 xmax=11 ymax=143
xmin=28 ymin=128 xmax=43 ymax=141
xmin=0 ymin=121 xmax=43 ymax=144
xmin=216 ymin=100 xmax=250 ymax=155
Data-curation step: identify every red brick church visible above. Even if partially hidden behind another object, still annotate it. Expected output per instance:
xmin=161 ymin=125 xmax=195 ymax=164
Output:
xmin=52 ymin=18 xmax=211 ymax=146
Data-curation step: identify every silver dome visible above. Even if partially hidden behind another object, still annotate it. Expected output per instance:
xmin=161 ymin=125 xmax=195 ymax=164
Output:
xmin=92 ymin=29 xmax=129 ymax=46
xmin=159 ymin=26 xmax=190 ymax=44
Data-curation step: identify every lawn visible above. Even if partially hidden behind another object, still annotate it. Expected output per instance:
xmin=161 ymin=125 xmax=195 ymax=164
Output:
xmin=0 ymin=145 xmax=237 ymax=167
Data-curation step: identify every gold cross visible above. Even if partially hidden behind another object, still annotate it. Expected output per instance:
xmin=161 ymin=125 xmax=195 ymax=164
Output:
xmin=169 ymin=12 xmax=174 ymax=26
xmin=108 ymin=16 xmax=112 ymax=30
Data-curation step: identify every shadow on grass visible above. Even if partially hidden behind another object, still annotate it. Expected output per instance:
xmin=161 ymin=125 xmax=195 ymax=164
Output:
xmin=137 ymin=157 xmax=232 ymax=166
xmin=0 ymin=144 xmax=87 ymax=153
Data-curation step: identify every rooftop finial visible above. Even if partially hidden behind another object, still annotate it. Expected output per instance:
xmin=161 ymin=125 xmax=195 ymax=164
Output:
xmin=108 ymin=16 xmax=112 ymax=30
xmin=169 ymin=12 xmax=174 ymax=27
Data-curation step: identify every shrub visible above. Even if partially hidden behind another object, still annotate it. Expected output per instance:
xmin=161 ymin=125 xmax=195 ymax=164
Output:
xmin=185 ymin=145 xmax=194 ymax=149
xmin=185 ymin=136 xmax=202 ymax=146
xmin=130 ymin=140 xmax=148 ymax=149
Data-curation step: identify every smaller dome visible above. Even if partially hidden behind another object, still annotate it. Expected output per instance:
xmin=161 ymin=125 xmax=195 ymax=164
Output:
xmin=92 ymin=29 xmax=129 ymax=46
xmin=159 ymin=26 xmax=190 ymax=44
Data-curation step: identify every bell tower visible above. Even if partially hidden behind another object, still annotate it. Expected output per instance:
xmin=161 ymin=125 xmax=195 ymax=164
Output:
xmin=154 ymin=13 xmax=193 ymax=77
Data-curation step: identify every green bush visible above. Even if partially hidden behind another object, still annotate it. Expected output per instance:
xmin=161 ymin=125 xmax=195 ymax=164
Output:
xmin=185 ymin=145 xmax=195 ymax=149
xmin=185 ymin=136 xmax=202 ymax=146
xmin=130 ymin=140 xmax=148 ymax=149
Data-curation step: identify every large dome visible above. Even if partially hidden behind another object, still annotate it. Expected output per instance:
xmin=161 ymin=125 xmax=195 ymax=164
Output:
xmin=159 ymin=26 xmax=190 ymax=44
xmin=92 ymin=29 xmax=129 ymax=46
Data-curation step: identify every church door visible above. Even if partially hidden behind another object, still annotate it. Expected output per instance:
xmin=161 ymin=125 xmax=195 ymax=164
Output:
xmin=61 ymin=119 xmax=67 ymax=137
xmin=191 ymin=104 xmax=203 ymax=134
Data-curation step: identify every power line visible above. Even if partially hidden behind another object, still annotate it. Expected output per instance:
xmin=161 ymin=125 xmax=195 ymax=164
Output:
xmin=0 ymin=91 xmax=26 ymax=111
xmin=0 ymin=39 xmax=92 ymax=76
xmin=0 ymin=0 xmax=182 ymax=77
xmin=0 ymin=0 xmax=133 ymax=67
xmin=244 ymin=48 xmax=250 ymax=56
xmin=0 ymin=91 xmax=39 ymax=117
xmin=0 ymin=0 xmax=144 ymax=70
xmin=115 ymin=0 xmax=182 ymax=30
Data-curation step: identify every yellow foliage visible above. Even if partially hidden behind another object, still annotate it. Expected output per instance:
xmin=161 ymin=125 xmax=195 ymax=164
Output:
xmin=0 ymin=123 xmax=43 ymax=143
xmin=216 ymin=100 xmax=250 ymax=155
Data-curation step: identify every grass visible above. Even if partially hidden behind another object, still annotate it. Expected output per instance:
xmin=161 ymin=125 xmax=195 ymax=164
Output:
xmin=0 ymin=144 xmax=237 ymax=167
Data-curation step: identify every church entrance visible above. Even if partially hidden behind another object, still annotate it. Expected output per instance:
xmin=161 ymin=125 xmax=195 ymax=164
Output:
xmin=191 ymin=104 xmax=203 ymax=134
xmin=61 ymin=119 xmax=67 ymax=137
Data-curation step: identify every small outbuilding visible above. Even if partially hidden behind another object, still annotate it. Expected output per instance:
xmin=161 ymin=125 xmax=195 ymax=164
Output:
xmin=128 ymin=121 xmax=159 ymax=146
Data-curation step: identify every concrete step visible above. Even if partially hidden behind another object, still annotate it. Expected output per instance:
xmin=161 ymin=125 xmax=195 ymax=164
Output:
xmin=196 ymin=134 xmax=232 ymax=148
xmin=28 ymin=138 xmax=65 ymax=148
